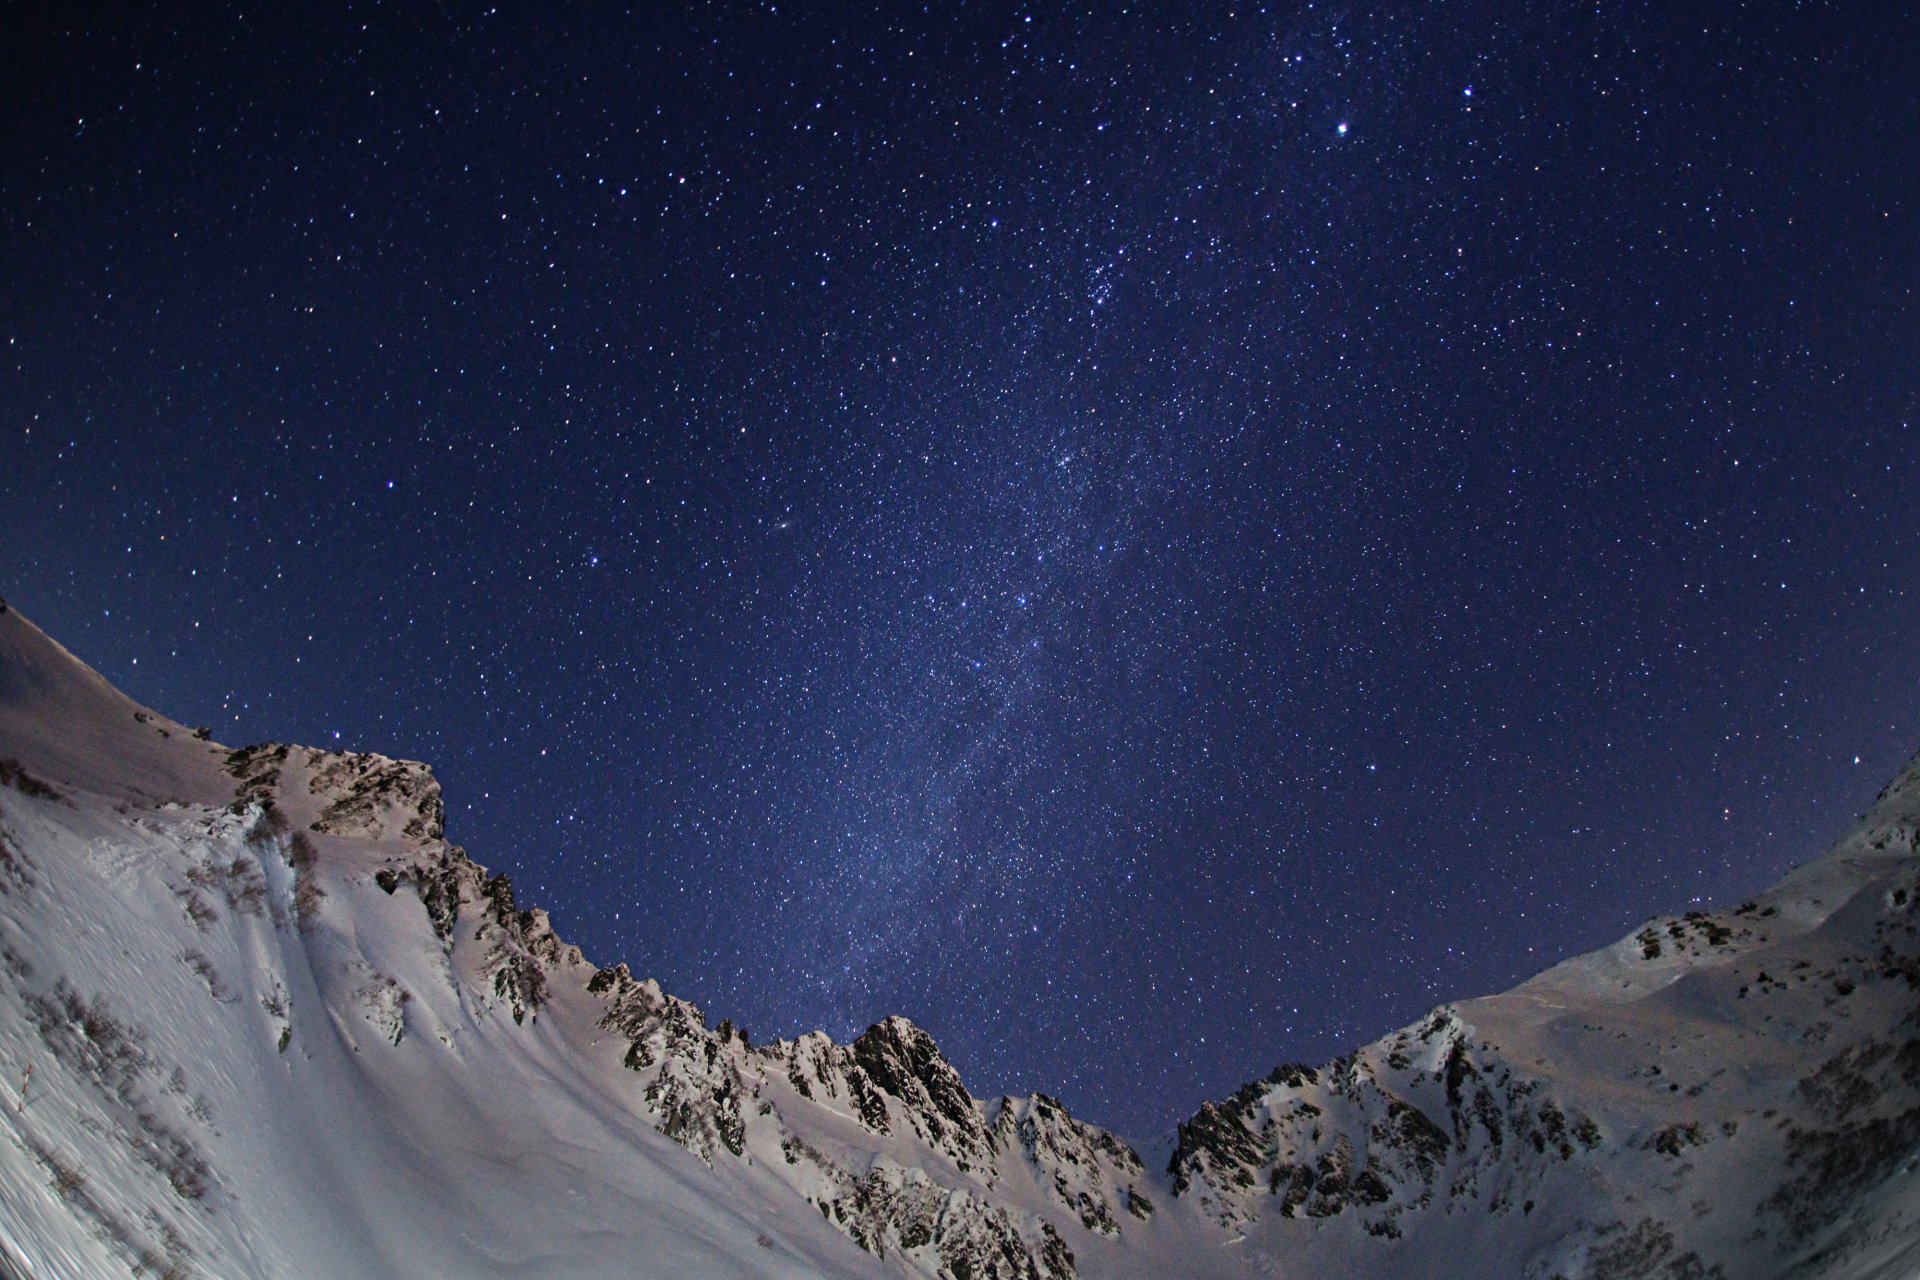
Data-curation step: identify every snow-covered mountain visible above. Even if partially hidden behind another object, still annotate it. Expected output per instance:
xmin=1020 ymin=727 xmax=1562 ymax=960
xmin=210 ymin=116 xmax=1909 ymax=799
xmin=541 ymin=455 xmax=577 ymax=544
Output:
xmin=0 ymin=600 xmax=1914 ymax=1279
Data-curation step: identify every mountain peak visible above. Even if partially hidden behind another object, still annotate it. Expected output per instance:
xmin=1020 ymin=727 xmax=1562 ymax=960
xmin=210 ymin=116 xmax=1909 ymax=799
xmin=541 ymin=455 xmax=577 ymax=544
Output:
xmin=850 ymin=1014 xmax=988 ymax=1159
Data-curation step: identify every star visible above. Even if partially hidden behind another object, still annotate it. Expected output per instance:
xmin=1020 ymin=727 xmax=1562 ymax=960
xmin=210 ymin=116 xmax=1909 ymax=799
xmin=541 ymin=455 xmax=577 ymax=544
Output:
xmin=4 ymin=0 xmax=1915 ymax=1142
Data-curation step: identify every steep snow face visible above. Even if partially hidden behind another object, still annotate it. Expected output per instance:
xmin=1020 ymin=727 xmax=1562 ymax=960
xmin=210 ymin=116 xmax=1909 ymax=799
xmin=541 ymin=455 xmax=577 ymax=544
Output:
xmin=1 ymin=598 xmax=1916 ymax=1280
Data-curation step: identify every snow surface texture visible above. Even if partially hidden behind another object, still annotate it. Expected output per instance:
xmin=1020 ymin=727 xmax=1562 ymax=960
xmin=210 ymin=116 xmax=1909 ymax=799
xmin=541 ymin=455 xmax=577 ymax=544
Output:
xmin=0 ymin=600 xmax=1913 ymax=1280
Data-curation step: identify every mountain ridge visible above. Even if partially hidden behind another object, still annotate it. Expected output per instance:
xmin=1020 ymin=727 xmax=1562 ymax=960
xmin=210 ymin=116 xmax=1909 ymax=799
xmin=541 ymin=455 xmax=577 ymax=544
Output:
xmin=0 ymin=600 xmax=1914 ymax=1279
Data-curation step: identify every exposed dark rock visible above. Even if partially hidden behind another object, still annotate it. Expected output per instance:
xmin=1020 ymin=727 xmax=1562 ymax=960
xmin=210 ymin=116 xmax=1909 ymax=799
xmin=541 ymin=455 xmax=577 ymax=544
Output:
xmin=306 ymin=749 xmax=445 ymax=841
xmin=224 ymin=743 xmax=288 ymax=811
xmin=1575 ymin=1217 xmax=1725 ymax=1280
xmin=1651 ymin=1123 xmax=1704 ymax=1157
xmin=851 ymin=1016 xmax=992 ymax=1168
xmin=1375 ymin=1099 xmax=1450 ymax=1176
xmin=1168 ymin=1068 xmax=1283 ymax=1195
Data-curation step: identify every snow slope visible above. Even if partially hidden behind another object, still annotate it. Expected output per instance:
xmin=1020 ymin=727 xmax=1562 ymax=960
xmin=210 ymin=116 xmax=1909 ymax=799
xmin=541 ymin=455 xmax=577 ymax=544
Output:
xmin=0 ymin=600 xmax=1914 ymax=1279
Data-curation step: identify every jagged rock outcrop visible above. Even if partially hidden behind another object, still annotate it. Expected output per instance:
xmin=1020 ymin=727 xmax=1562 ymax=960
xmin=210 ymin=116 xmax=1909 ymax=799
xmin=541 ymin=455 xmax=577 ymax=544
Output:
xmin=851 ymin=1016 xmax=996 ymax=1172
xmin=571 ymin=964 xmax=1118 ymax=1273
xmin=371 ymin=843 xmax=572 ymax=1025
xmin=586 ymin=962 xmax=753 ymax=1161
xmin=224 ymin=743 xmax=290 ymax=812
xmin=305 ymin=749 xmax=445 ymax=841
xmin=800 ymin=1159 xmax=1077 ymax=1280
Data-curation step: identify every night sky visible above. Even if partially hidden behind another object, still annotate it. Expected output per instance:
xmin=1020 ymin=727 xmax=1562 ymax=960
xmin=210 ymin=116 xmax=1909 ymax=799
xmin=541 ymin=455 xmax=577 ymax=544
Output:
xmin=4 ymin=2 xmax=1917 ymax=1142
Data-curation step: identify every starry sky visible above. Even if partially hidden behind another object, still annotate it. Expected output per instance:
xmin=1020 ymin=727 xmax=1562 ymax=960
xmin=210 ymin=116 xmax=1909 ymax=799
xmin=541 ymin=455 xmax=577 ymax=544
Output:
xmin=3 ymin=2 xmax=1917 ymax=1141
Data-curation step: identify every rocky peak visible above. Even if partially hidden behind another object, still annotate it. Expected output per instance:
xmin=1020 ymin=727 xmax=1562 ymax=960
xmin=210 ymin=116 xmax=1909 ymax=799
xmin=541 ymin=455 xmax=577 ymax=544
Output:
xmin=303 ymin=748 xmax=445 ymax=842
xmin=850 ymin=1016 xmax=992 ymax=1168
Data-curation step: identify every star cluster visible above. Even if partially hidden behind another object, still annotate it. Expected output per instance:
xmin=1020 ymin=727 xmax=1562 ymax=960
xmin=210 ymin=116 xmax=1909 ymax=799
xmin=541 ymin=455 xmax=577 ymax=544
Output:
xmin=3 ymin=3 xmax=1916 ymax=1139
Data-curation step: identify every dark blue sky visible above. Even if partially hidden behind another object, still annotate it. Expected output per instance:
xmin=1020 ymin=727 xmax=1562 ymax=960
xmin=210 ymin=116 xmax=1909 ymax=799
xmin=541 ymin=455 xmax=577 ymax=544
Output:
xmin=4 ymin=1 xmax=1916 ymax=1141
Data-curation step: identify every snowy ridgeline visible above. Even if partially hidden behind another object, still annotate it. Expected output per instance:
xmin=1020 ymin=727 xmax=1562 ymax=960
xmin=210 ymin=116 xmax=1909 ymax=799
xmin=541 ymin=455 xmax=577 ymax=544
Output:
xmin=0 ymin=602 xmax=1916 ymax=1280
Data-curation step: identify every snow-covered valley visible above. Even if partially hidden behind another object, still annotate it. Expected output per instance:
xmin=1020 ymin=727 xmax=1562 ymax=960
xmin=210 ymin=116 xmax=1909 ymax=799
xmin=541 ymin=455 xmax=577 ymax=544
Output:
xmin=1 ymin=602 xmax=1914 ymax=1279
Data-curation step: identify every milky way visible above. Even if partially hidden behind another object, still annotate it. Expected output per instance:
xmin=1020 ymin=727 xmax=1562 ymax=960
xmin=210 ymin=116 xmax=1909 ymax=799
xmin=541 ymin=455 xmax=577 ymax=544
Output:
xmin=3 ymin=3 xmax=1916 ymax=1138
